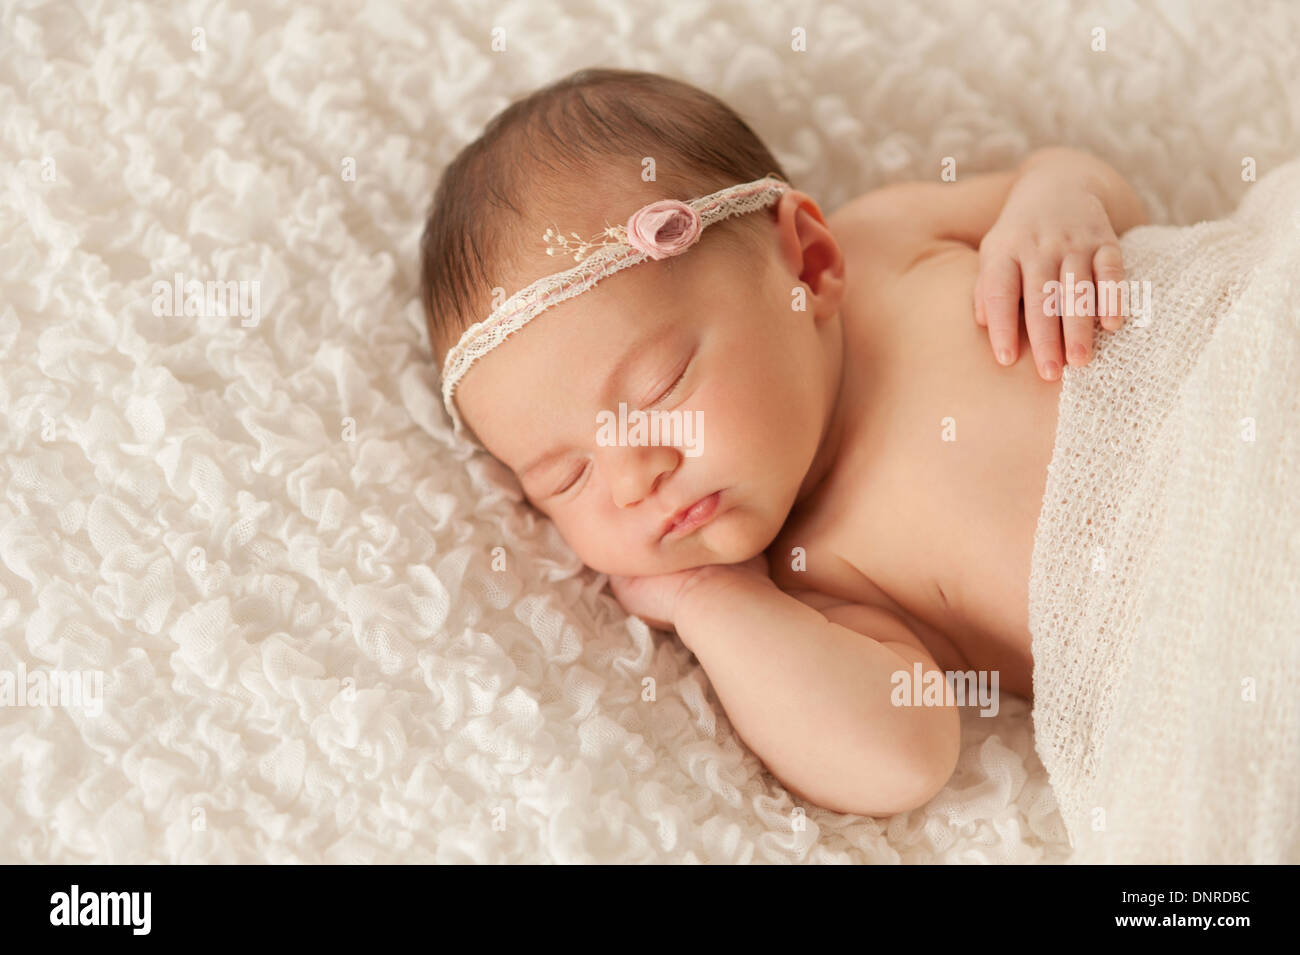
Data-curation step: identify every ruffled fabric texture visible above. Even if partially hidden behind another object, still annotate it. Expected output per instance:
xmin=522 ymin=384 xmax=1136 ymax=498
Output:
xmin=1 ymin=0 xmax=1296 ymax=863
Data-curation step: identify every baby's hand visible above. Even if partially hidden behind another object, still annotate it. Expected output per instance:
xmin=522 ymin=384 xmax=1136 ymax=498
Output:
xmin=608 ymin=554 xmax=770 ymax=631
xmin=973 ymin=166 xmax=1128 ymax=380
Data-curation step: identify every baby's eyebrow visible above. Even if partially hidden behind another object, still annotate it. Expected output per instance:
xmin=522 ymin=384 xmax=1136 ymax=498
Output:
xmin=518 ymin=326 xmax=676 ymax=480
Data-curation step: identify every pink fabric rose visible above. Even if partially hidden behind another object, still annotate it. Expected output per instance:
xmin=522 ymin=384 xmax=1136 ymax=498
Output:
xmin=625 ymin=199 xmax=702 ymax=260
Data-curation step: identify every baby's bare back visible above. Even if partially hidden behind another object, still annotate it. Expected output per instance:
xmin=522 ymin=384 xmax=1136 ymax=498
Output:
xmin=768 ymin=203 xmax=1062 ymax=700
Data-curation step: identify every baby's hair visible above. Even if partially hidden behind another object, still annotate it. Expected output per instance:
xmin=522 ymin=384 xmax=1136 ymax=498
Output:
xmin=419 ymin=67 xmax=790 ymax=367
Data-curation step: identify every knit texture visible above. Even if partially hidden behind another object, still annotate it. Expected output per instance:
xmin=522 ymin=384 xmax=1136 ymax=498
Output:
xmin=1029 ymin=157 xmax=1300 ymax=863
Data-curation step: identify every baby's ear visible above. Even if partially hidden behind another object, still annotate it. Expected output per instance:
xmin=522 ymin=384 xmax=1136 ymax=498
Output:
xmin=774 ymin=190 xmax=845 ymax=315
xmin=775 ymin=189 xmax=831 ymax=229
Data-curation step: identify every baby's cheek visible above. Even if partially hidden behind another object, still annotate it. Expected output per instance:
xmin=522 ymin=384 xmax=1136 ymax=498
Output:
xmin=723 ymin=376 xmax=792 ymax=443
xmin=572 ymin=503 xmax=640 ymax=566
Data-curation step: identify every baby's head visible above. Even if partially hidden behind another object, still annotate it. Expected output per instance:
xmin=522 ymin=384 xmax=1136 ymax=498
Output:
xmin=420 ymin=68 xmax=846 ymax=578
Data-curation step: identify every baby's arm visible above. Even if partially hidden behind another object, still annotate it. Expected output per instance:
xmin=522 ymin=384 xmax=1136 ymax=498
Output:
xmin=838 ymin=147 xmax=1148 ymax=378
xmin=854 ymin=148 xmax=1146 ymax=250
xmin=973 ymin=148 xmax=1148 ymax=371
xmin=672 ymin=568 xmax=961 ymax=816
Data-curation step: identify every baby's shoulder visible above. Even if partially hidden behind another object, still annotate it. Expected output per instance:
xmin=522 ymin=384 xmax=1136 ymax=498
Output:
xmin=828 ymin=170 xmax=1021 ymax=276
xmin=826 ymin=183 xmax=917 ymax=229
xmin=827 ymin=185 xmax=960 ymax=281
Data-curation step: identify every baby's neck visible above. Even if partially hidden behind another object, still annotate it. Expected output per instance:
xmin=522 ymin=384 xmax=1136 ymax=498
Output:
xmin=793 ymin=310 xmax=848 ymax=507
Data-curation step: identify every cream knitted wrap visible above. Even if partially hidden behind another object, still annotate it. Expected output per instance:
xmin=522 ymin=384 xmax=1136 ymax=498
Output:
xmin=1029 ymin=158 xmax=1300 ymax=863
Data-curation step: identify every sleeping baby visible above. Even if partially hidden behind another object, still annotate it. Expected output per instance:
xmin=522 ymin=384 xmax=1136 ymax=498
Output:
xmin=419 ymin=68 xmax=1148 ymax=817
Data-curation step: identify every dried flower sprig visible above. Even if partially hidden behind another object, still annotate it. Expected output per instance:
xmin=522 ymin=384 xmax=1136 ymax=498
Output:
xmin=543 ymin=225 xmax=630 ymax=263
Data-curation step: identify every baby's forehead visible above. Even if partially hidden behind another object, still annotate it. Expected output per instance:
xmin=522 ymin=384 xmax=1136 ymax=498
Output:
xmin=463 ymin=295 xmax=693 ymax=469
xmin=459 ymin=204 xmax=760 ymax=453
xmin=503 ymin=282 xmax=685 ymax=385
xmin=494 ymin=225 xmax=710 ymax=337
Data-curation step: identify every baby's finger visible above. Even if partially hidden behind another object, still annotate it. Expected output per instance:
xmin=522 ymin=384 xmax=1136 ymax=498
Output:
xmin=1093 ymin=242 xmax=1126 ymax=330
xmin=978 ymin=257 xmax=1021 ymax=365
xmin=1060 ymin=252 xmax=1095 ymax=366
xmin=971 ymin=270 xmax=987 ymax=326
xmin=1022 ymin=256 xmax=1063 ymax=380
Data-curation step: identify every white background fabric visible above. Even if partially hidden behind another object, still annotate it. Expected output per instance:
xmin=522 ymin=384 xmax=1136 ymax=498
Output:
xmin=1 ymin=0 xmax=1297 ymax=863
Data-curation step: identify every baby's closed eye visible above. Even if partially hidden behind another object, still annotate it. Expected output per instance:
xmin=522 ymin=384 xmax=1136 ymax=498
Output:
xmin=641 ymin=351 xmax=694 ymax=408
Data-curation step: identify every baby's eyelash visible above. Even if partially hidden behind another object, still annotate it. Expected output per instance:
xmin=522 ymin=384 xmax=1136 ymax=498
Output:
xmin=555 ymin=460 xmax=589 ymax=496
xmin=648 ymin=356 xmax=693 ymax=407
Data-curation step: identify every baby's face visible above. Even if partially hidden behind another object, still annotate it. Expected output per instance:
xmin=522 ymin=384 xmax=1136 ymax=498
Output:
xmin=457 ymin=209 xmax=838 ymax=578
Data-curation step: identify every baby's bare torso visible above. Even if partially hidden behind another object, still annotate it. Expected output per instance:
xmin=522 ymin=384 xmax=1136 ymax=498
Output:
xmin=766 ymin=202 xmax=1062 ymax=699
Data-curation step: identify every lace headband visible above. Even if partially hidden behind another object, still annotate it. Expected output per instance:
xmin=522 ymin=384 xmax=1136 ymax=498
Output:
xmin=439 ymin=173 xmax=791 ymax=442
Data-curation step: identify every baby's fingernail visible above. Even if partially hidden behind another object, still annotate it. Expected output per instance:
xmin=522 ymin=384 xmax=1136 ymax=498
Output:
xmin=1069 ymin=343 xmax=1088 ymax=363
xmin=997 ymin=348 xmax=1013 ymax=365
xmin=1043 ymin=360 xmax=1061 ymax=380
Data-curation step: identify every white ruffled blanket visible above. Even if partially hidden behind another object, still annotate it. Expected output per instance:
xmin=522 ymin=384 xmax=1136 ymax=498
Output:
xmin=1029 ymin=158 xmax=1300 ymax=864
xmin=1 ymin=0 xmax=1297 ymax=863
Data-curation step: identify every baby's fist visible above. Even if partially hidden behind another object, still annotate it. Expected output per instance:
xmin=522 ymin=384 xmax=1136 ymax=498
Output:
xmin=608 ymin=555 xmax=770 ymax=631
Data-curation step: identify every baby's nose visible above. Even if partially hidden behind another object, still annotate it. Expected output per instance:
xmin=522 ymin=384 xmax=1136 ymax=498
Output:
xmin=601 ymin=445 xmax=679 ymax=508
